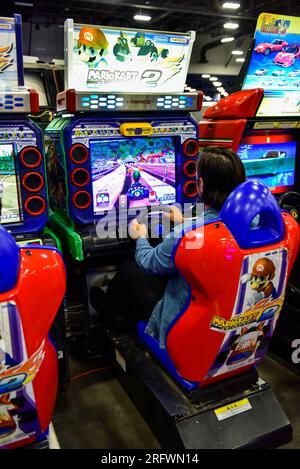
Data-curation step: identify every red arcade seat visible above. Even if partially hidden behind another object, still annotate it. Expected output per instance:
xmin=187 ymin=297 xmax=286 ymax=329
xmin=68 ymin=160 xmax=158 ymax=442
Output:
xmin=138 ymin=180 xmax=300 ymax=389
xmin=0 ymin=225 xmax=66 ymax=449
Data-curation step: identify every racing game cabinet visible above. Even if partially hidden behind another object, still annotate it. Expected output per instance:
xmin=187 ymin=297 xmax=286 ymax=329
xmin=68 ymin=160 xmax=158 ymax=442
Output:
xmin=111 ymin=180 xmax=300 ymax=448
xmin=0 ymin=224 xmax=66 ymax=449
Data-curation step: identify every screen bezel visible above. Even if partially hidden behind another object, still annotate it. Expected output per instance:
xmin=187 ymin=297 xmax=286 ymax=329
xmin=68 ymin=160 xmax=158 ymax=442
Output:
xmin=0 ymin=143 xmax=23 ymax=226
xmin=238 ymin=133 xmax=297 ymax=195
xmin=90 ymin=135 xmax=178 ymax=216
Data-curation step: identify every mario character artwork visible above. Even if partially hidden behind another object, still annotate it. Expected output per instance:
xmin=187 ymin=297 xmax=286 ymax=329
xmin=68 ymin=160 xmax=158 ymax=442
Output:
xmin=217 ymin=322 xmax=272 ymax=369
xmin=206 ymin=250 xmax=288 ymax=378
xmin=247 ymin=258 xmax=278 ymax=307
xmin=0 ymin=43 xmax=13 ymax=73
xmin=77 ymin=27 xmax=109 ymax=68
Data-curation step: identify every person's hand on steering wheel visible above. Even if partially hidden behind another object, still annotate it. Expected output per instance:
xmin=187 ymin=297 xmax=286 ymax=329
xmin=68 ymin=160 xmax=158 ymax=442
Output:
xmin=128 ymin=219 xmax=148 ymax=240
xmin=163 ymin=205 xmax=184 ymax=226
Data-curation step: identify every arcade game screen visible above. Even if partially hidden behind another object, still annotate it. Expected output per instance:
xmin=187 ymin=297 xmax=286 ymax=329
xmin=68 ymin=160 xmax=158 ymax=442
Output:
xmin=0 ymin=144 xmax=22 ymax=224
xmin=90 ymin=136 xmax=176 ymax=214
xmin=238 ymin=135 xmax=296 ymax=194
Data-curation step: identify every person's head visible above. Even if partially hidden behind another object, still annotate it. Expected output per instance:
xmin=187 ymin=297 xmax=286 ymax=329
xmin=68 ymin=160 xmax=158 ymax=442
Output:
xmin=196 ymin=146 xmax=246 ymax=211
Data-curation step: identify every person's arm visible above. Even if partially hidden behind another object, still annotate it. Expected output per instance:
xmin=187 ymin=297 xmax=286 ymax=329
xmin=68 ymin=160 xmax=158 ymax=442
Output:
xmin=135 ymin=236 xmax=177 ymax=275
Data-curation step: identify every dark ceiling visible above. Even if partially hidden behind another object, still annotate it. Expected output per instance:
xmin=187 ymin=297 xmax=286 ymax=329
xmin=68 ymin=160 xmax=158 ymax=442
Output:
xmin=2 ymin=0 xmax=299 ymax=35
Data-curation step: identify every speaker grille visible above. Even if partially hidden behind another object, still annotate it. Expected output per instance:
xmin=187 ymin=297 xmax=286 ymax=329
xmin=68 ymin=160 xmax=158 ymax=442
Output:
xmin=20 ymin=147 xmax=42 ymax=168
xmin=183 ymin=181 xmax=197 ymax=198
xmin=69 ymin=144 xmax=89 ymax=164
xmin=24 ymin=196 xmax=46 ymax=216
xmin=183 ymin=139 xmax=199 ymax=157
xmin=72 ymin=190 xmax=91 ymax=209
xmin=71 ymin=168 xmax=90 ymax=187
xmin=22 ymin=172 xmax=44 ymax=192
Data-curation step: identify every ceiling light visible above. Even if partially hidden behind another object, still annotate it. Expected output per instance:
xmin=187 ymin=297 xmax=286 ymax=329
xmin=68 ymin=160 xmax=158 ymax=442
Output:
xmin=222 ymin=2 xmax=240 ymax=9
xmin=232 ymin=50 xmax=244 ymax=55
xmin=224 ymin=22 xmax=239 ymax=29
xmin=202 ymin=74 xmax=211 ymax=78
xmin=236 ymin=57 xmax=245 ymax=62
xmin=204 ymin=96 xmax=212 ymax=101
xmin=213 ymin=82 xmax=222 ymax=87
xmin=134 ymin=14 xmax=152 ymax=21
xmin=217 ymin=87 xmax=223 ymax=92
xmin=221 ymin=37 xmax=235 ymax=43
xmin=14 ymin=1 xmax=34 ymax=5
xmin=209 ymin=76 xmax=218 ymax=81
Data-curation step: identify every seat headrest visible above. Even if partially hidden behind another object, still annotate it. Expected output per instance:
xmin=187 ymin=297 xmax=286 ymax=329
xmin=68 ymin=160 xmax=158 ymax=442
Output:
xmin=220 ymin=180 xmax=284 ymax=249
xmin=0 ymin=225 xmax=19 ymax=294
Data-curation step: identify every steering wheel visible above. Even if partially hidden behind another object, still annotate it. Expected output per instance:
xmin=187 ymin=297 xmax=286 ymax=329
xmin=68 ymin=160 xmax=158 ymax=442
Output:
xmin=135 ymin=205 xmax=175 ymax=246
xmin=278 ymin=191 xmax=300 ymax=224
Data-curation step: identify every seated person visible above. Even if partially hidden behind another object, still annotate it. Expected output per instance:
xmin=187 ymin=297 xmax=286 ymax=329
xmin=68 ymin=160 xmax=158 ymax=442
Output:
xmin=91 ymin=147 xmax=246 ymax=348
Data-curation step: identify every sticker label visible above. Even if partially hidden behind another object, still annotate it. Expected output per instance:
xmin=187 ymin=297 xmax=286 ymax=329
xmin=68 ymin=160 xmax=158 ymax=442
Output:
xmin=115 ymin=349 xmax=126 ymax=373
xmin=214 ymin=398 xmax=252 ymax=421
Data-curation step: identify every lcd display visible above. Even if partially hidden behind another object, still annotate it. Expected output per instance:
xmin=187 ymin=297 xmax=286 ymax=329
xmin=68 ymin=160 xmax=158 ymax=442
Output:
xmin=90 ymin=137 xmax=176 ymax=214
xmin=238 ymin=135 xmax=296 ymax=194
xmin=0 ymin=144 xmax=22 ymax=224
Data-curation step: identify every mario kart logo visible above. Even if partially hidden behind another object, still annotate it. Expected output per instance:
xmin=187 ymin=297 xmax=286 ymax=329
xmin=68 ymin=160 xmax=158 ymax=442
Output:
xmin=87 ymin=69 xmax=139 ymax=83
xmin=210 ymin=297 xmax=283 ymax=332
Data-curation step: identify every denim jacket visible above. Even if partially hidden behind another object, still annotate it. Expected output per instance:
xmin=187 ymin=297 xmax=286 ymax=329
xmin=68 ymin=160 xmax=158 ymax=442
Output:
xmin=135 ymin=208 xmax=219 ymax=348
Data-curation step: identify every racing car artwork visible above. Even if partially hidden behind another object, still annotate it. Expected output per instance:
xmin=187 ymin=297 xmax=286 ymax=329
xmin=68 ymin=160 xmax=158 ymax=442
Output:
xmin=274 ymin=44 xmax=300 ymax=67
xmin=255 ymin=38 xmax=288 ymax=55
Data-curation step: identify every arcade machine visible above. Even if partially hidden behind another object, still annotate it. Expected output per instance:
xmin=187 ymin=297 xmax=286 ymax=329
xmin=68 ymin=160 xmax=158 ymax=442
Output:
xmin=46 ymin=19 xmax=202 ymax=359
xmin=0 ymin=15 xmax=68 ymax=385
xmin=45 ymin=19 xmax=300 ymax=449
xmin=0 ymin=223 xmax=66 ymax=449
xmin=199 ymin=12 xmax=300 ymax=371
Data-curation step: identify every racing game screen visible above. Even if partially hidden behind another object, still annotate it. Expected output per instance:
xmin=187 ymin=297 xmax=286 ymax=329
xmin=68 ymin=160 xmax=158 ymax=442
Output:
xmin=90 ymin=137 xmax=176 ymax=214
xmin=0 ymin=144 xmax=22 ymax=224
xmin=238 ymin=135 xmax=296 ymax=194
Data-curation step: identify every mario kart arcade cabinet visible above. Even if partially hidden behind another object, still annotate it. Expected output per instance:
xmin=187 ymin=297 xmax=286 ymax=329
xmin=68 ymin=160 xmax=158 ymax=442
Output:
xmin=199 ymin=12 xmax=300 ymax=371
xmin=46 ymin=19 xmax=202 ymax=358
xmin=0 ymin=15 xmax=68 ymax=390
xmin=46 ymin=19 xmax=300 ymax=449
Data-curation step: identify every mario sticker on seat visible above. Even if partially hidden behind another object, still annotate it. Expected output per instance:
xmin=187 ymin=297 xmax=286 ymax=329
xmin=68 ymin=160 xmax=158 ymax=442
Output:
xmin=0 ymin=301 xmax=45 ymax=448
xmin=207 ymin=249 xmax=288 ymax=378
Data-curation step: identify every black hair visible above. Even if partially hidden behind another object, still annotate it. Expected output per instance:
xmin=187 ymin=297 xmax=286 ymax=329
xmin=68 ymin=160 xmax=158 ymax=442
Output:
xmin=197 ymin=146 xmax=246 ymax=211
